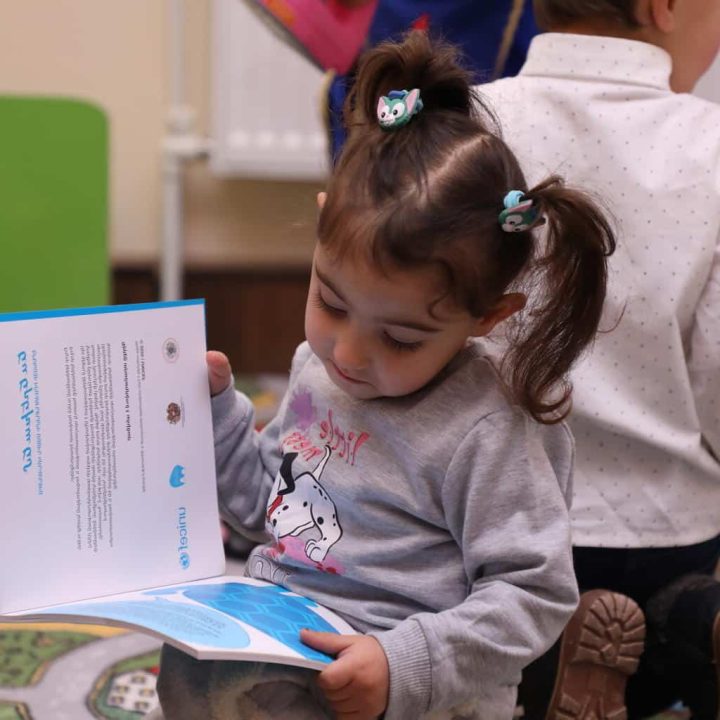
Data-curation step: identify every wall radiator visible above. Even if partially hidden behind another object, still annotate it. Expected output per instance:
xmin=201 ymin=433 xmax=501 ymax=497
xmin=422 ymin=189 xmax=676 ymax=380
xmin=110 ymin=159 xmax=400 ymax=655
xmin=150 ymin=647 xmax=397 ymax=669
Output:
xmin=210 ymin=0 xmax=329 ymax=180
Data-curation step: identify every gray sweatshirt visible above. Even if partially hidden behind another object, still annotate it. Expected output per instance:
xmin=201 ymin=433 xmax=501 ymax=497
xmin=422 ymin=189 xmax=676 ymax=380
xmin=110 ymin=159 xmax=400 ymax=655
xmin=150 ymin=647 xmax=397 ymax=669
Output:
xmin=214 ymin=341 xmax=578 ymax=719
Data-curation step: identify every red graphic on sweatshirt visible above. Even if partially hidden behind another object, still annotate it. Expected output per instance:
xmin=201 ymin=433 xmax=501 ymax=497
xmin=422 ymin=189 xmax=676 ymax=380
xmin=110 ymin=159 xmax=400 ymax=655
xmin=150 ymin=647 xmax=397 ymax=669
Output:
xmin=283 ymin=406 xmax=370 ymax=467
xmin=267 ymin=536 xmax=345 ymax=574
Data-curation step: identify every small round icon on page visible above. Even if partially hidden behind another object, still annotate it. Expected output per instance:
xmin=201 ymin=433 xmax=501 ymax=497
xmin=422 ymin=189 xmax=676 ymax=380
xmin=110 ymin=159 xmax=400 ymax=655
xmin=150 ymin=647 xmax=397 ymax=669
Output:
xmin=166 ymin=402 xmax=182 ymax=425
xmin=163 ymin=338 xmax=179 ymax=362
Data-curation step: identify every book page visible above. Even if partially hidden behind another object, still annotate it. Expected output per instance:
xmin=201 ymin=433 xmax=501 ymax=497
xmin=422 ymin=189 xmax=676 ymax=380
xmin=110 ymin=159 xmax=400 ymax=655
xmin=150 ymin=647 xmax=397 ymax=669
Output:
xmin=0 ymin=301 xmax=225 ymax=613
xmin=7 ymin=576 xmax=356 ymax=671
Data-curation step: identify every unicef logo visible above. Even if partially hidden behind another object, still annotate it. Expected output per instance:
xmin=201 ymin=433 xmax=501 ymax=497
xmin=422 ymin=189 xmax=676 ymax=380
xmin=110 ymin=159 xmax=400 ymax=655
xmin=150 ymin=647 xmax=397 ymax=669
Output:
xmin=177 ymin=506 xmax=190 ymax=569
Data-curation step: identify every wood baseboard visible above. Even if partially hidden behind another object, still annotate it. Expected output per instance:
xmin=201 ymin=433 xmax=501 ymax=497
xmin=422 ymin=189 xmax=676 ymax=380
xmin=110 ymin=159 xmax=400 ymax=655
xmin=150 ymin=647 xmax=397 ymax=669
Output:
xmin=113 ymin=266 xmax=309 ymax=375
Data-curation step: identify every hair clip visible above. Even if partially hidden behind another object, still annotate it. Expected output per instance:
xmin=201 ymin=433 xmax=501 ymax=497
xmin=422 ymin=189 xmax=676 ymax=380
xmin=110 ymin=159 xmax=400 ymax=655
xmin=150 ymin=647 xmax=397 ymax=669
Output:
xmin=498 ymin=190 xmax=542 ymax=232
xmin=377 ymin=89 xmax=423 ymax=129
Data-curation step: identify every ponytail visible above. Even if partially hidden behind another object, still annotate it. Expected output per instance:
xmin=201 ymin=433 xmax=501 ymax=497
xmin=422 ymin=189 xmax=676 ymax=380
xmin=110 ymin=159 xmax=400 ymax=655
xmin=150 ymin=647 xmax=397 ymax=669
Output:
xmin=502 ymin=176 xmax=616 ymax=423
xmin=346 ymin=31 xmax=475 ymax=132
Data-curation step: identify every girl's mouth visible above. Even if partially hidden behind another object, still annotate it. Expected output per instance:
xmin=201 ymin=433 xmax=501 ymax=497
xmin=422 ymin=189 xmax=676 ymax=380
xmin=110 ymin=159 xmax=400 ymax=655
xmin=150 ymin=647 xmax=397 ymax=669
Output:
xmin=330 ymin=361 xmax=366 ymax=385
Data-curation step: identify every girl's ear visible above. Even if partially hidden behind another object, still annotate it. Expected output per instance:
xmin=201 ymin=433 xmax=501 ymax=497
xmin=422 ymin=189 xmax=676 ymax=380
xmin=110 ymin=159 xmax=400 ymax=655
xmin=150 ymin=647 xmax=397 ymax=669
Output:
xmin=317 ymin=191 xmax=327 ymax=209
xmin=471 ymin=293 xmax=526 ymax=337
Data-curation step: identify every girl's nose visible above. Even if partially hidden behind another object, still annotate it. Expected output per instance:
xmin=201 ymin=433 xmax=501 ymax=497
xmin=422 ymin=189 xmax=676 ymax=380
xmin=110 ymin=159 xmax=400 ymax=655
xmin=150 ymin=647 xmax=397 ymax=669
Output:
xmin=333 ymin=325 xmax=368 ymax=371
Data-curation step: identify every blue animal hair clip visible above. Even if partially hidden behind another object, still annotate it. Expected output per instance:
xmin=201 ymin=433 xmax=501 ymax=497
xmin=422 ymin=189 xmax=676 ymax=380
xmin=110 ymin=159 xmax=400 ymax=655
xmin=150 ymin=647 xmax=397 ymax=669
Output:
xmin=377 ymin=89 xmax=423 ymax=129
xmin=498 ymin=190 xmax=542 ymax=232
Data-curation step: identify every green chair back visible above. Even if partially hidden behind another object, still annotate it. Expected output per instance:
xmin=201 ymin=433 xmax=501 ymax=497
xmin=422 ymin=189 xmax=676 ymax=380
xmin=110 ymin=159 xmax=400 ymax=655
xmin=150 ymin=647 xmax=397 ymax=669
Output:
xmin=0 ymin=96 xmax=109 ymax=312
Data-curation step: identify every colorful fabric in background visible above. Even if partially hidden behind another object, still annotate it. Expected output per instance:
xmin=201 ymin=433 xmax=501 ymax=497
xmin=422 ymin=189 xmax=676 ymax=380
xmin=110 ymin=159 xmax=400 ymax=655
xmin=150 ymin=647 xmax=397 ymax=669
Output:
xmin=234 ymin=374 xmax=289 ymax=430
xmin=326 ymin=0 xmax=540 ymax=160
xmin=247 ymin=0 xmax=379 ymax=74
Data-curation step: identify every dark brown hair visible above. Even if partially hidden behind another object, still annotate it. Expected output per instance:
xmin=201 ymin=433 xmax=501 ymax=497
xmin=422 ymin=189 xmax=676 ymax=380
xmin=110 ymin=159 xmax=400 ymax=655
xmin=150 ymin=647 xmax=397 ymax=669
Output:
xmin=318 ymin=31 xmax=616 ymax=423
xmin=533 ymin=0 xmax=640 ymax=30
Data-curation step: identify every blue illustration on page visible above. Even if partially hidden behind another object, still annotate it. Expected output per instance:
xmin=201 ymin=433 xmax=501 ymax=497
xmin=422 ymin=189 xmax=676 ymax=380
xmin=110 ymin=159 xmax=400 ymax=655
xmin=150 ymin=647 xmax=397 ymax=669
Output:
xmin=146 ymin=583 xmax=337 ymax=663
xmin=31 ymin=582 xmax=337 ymax=664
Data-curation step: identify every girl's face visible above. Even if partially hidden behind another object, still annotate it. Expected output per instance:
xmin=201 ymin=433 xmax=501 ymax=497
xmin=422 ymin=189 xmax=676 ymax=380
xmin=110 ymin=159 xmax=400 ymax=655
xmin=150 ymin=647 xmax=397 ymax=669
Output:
xmin=305 ymin=245 xmax=499 ymax=400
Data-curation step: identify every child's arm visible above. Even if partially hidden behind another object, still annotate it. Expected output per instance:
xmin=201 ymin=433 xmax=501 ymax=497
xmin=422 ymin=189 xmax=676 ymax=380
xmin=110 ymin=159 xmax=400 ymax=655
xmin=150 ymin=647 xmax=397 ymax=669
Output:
xmin=211 ymin=343 xmax=311 ymax=540
xmin=688 ymin=240 xmax=720 ymax=458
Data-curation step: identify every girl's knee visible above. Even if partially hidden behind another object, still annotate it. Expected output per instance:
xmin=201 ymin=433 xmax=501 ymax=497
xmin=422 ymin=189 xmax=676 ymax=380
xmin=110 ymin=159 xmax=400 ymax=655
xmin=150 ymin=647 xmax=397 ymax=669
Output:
xmin=156 ymin=644 xmax=215 ymax=719
xmin=156 ymin=647 xmax=331 ymax=719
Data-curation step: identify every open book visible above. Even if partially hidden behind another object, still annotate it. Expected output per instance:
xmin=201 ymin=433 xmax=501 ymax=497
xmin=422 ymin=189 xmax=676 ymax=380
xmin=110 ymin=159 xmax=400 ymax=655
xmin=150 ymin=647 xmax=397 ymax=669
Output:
xmin=0 ymin=300 xmax=353 ymax=670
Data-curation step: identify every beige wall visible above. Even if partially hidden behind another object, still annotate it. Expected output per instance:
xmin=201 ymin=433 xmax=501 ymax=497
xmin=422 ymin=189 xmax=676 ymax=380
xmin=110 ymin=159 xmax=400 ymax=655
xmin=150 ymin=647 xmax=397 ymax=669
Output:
xmin=0 ymin=0 xmax=319 ymax=269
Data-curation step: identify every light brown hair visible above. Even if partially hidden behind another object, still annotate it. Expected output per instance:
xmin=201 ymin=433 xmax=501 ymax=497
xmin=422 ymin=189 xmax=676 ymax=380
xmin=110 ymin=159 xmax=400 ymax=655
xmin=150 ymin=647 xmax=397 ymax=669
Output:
xmin=318 ymin=32 xmax=616 ymax=423
xmin=533 ymin=0 xmax=640 ymax=30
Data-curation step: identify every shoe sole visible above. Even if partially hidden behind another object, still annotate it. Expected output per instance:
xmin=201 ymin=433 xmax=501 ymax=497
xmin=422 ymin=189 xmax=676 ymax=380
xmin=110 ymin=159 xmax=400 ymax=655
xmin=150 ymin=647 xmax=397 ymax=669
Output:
xmin=545 ymin=590 xmax=646 ymax=720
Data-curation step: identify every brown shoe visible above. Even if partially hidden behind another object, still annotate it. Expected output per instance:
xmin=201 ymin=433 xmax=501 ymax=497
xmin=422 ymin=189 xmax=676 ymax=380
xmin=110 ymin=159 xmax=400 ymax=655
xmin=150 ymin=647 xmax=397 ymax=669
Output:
xmin=545 ymin=590 xmax=646 ymax=720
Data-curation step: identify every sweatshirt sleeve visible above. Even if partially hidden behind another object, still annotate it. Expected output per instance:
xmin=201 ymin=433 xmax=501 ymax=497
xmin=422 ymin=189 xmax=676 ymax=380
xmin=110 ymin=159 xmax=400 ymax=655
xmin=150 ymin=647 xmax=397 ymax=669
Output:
xmin=688 ymin=238 xmax=720 ymax=459
xmin=372 ymin=410 xmax=578 ymax=718
xmin=214 ymin=343 xmax=312 ymax=542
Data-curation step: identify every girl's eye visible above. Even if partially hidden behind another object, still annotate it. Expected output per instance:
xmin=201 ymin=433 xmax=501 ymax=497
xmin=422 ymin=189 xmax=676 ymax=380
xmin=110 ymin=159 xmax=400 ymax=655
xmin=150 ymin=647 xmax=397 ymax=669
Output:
xmin=314 ymin=291 xmax=346 ymax=317
xmin=382 ymin=333 xmax=422 ymax=353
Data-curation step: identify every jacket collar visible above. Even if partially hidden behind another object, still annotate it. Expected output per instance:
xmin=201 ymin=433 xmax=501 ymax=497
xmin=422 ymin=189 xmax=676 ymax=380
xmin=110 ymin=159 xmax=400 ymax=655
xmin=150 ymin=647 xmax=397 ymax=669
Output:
xmin=520 ymin=33 xmax=672 ymax=91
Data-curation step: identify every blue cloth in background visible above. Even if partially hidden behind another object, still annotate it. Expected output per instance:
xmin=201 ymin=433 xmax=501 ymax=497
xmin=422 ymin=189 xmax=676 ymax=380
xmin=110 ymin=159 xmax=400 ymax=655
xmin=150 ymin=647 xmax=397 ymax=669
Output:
xmin=326 ymin=1 xmax=540 ymax=161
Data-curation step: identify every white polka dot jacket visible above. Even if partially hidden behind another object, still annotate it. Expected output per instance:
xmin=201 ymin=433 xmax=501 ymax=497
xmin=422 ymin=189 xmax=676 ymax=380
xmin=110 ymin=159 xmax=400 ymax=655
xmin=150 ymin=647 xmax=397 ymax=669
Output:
xmin=479 ymin=32 xmax=720 ymax=549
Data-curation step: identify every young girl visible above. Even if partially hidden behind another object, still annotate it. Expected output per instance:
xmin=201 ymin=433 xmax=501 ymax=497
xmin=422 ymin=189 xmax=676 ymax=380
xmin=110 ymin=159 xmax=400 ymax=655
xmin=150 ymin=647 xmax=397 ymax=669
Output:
xmin=153 ymin=31 xmax=615 ymax=720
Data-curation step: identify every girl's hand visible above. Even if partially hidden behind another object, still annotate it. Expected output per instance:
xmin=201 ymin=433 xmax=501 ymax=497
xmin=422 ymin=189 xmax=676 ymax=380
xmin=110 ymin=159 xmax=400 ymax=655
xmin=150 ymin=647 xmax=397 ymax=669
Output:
xmin=300 ymin=630 xmax=389 ymax=720
xmin=207 ymin=351 xmax=232 ymax=396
